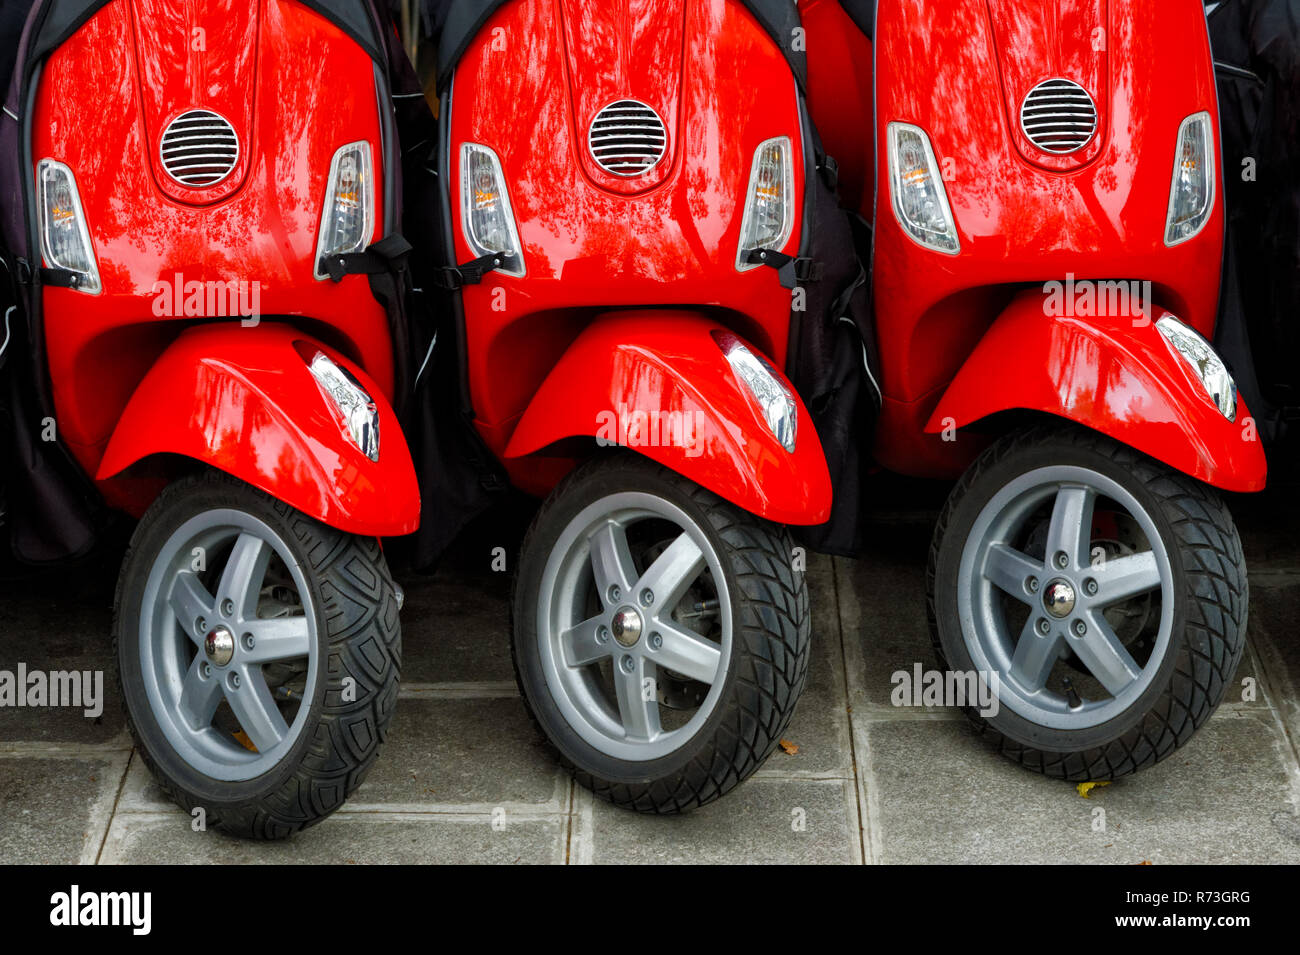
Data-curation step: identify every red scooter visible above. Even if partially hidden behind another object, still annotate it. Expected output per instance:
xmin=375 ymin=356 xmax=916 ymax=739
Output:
xmin=428 ymin=0 xmax=852 ymax=811
xmin=1 ymin=0 xmax=420 ymax=836
xmin=803 ymin=0 xmax=1265 ymax=778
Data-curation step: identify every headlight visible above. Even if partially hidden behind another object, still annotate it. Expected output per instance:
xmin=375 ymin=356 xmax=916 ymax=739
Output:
xmin=306 ymin=351 xmax=380 ymax=461
xmin=1164 ymin=112 xmax=1215 ymax=246
xmin=886 ymin=123 xmax=959 ymax=255
xmin=1156 ymin=315 xmax=1236 ymax=421
xmin=714 ymin=331 xmax=797 ymax=452
xmin=460 ymin=143 xmax=524 ymax=277
xmin=37 ymin=159 xmax=100 ymax=293
xmin=314 ymin=141 xmax=375 ymax=280
xmin=735 ymin=136 xmax=794 ymax=271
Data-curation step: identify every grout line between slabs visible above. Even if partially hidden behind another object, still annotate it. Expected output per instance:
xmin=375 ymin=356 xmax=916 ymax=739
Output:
xmin=563 ymin=776 xmax=575 ymax=865
xmin=0 ymin=733 xmax=134 ymax=758
xmin=93 ymin=749 xmax=134 ymax=865
xmin=397 ymin=681 xmax=519 ymax=699
xmin=831 ymin=556 xmax=871 ymax=865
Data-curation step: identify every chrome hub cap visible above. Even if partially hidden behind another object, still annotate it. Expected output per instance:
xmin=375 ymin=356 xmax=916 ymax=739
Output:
xmin=203 ymin=625 xmax=235 ymax=666
xmin=1043 ymin=580 xmax=1076 ymax=618
xmin=611 ymin=606 xmax=643 ymax=647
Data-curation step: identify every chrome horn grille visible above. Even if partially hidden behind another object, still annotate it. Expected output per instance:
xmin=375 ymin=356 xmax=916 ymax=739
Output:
xmin=587 ymin=99 xmax=667 ymax=176
xmin=1019 ymin=79 xmax=1098 ymax=154
xmin=159 ymin=109 xmax=240 ymax=187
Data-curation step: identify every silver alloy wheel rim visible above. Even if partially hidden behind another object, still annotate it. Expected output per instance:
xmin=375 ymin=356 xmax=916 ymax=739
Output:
xmin=956 ymin=465 xmax=1174 ymax=730
xmin=138 ymin=509 xmax=319 ymax=781
xmin=536 ymin=492 xmax=732 ymax=761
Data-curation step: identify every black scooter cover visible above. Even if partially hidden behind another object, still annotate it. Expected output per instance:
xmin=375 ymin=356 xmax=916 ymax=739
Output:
xmin=1208 ymin=0 xmax=1300 ymax=449
xmin=420 ymin=0 xmax=882 ymax=558
xmin=0 ymin=0 xmax=440 ymax=564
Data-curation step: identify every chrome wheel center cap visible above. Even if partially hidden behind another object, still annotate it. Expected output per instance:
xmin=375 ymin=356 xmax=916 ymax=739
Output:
xmin=1043 ymin=580 xmax=1077 ymax=618
xmin=611 ymin=607 xmax=644 ymax=648
xmin=204 ymin=625 xmax=236 ymax=666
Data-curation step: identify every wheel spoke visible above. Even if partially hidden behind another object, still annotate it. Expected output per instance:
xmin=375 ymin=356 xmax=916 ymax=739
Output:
xmin=588 ymin=521 xmax=637 ymax=605
xmin=224 ymin=665 xmax=289 ymax=753
xmin=241 ymin=616 xmax=312 ymax=665
xmin=1094 ymin=551 xmax=1162 ymax=605
xmin=559 ymin=615 xmax=610 ymax=668
xmin=636 ymin=532 xmax=706 ymax=612
xmin=983 ymin=543 xmax=1042 ymax=604
xmin=1008 ymin=616 xmax=1061 ymax=692
xmin=649 ymin=622 xmax=722 ymax=685
xmin=613 ymin=655 xmax=661 ymax=742
xmin=1073 ymin=613 xmax=1143 ymax=695
xmin=169 ymin=572 xmax=216 ymax=644
xmin=177 ymin=656 xmax=223 ymax=730
xmin=217 ymin=533 xmax=271 ymax=621
xmin=1045 ymin=485 xmax=1096 ymax=570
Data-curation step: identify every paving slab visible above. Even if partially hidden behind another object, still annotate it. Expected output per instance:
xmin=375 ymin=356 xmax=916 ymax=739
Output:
xmin=0 ymin=557 xmax=123 ymax=743
xmin=1238 ymin=575 xmax=1300 ymax=755
xmin=99 ymin=811 xmax=566 ymax=864
xmin=349 ymin=697 xmax=568 ymax=810
xmin=857 ymin=708 xmax=1300 ymax=865
xmin=755 ymin=553 xmax=853 ymax=779
xmin=574 ymin=777 xmax=861 ymax=864
xmin=0 ymin=753 xmax=127 ymax=864
xmin=115 ymin=697 xmax=568 ymax=813
xmin=398 ymin=570 xmax=515 ymax=685
xmin=835 ymin=522 xmax=952 ymax=715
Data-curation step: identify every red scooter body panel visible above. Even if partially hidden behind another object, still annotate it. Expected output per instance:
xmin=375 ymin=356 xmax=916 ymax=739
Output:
xmin=504 ymin=312 xmax=832 ymax=525
xmin=925 ymin=294 xmax=1267 ymax=492
xmin=97 ymin=323 xmax=419 ymax=536
xmin=450 ymin=0 xmax=807 ymax=468
xmin=799 ymin=0 xmax=875 ymax=214
xmin=34 ymin=0 xmax=392 ymax=484
xmin=803 ymin=0 xmax=1247 ymax=488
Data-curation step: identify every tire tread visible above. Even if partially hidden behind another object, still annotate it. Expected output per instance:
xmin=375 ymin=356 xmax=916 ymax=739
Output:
xmin=114 ymin=470 xmax=401 ymax=839
xmin=925 ymin=425 xmax=1247 ymax=781
xmin=511 ymin=455 xmax=809 ymax=813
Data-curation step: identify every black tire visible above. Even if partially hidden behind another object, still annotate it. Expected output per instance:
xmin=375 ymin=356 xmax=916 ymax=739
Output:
xmin=927 ymin=424 xmax=1248 ymax=780
xmin=114 ymin=470 xmax=401 ymax=839
xmin=511 ymin=455 xmax=809 ymax=813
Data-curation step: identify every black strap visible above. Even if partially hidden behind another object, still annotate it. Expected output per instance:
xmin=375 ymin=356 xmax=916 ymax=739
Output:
xmin=40 ymin=267 xmax=86 ymax=289
xmin=744 ymin=248 xmax=823 ymax=289
xmin=320 ymin=234 xmax=414 ymax=283
xmin=429 ymin=251 xmax=520 ymax=290
xmin=817 ymin=152 xmax=839 ymax=192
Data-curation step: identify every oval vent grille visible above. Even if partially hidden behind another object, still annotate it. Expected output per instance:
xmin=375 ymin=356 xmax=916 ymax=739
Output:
xmin=1019 ymin=79 xmax=1098 ymax=155
xmin=160 ymin=109 xmax=240 ymax=187
xmin=587 ymin=99 xmax=667 ymax=177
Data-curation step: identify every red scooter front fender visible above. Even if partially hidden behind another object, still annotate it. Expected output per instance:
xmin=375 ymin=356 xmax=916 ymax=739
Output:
xmin=97 ymin=323 xmax=419 ymax=536
xmin=924 ymin=293 xmax=1268 ymax=493
xmin=503 ymin=312 xmax=832 ymax=525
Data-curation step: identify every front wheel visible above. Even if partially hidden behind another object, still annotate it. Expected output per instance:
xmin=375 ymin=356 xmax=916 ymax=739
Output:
xmin=115 ymin=470 xmax=402 ymax=839
xmin=928 ymin=425 xmax=1247 ymax=780
xmin=512 ymin=455 xmax=810 ymax=813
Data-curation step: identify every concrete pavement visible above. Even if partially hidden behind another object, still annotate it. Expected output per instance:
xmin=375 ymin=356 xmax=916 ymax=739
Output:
xmin=3 ymin=480 xmax=1298 ymax=864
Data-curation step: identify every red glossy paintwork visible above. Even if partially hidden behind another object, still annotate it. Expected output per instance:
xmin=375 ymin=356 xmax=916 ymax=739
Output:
xmin=925 ymin=293 xmax=1266 ymax=492
xmin=505 ymin=312 xmax=831 ymax=524
xmin=801 ymin=0 xmax=1260 ymax=491
xmin=97 ymin=323 xmax=419 ymax=536
xmin=451 ymin=0 xmax=818 ymax=515
xmin=799 ymin=0 xmax=874 ymax=214
xmin=35 ymin=0 xmax=394 ymax=500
